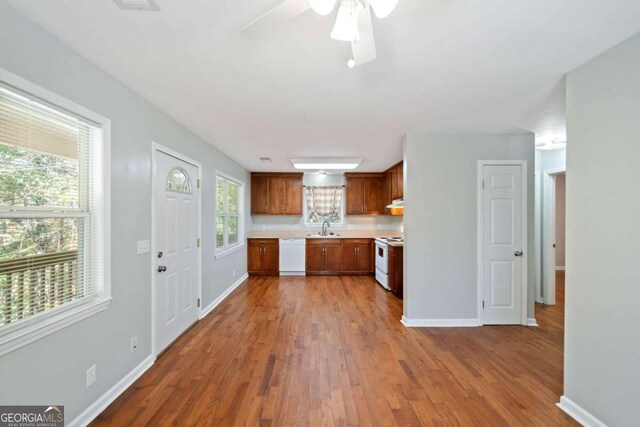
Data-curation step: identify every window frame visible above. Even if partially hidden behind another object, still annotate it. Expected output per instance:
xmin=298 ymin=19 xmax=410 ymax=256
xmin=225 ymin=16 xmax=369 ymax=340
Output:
xmin=303 ymin=185 xmax=345 ymax=228
xmin=215 ymin=170 xmax=244 ymax=259
xmin=0 ymin=67 xmax=111 ymax=357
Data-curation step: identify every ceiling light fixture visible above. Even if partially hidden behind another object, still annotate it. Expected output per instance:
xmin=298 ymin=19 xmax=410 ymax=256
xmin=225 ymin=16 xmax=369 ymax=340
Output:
xmin=291 ymin=158 xmax=362 ymax=170
xmin=331 ymin=1 xmax=364 ymax=42
xmin=309 ymin=0 xmax=338 ymax=16
xmin=367 ymin=0 xmax=399 ymax=19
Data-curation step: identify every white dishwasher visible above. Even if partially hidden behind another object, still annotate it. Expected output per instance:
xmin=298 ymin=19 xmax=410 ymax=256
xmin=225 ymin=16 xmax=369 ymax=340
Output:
xmin=279 ymin=238 xmax=306 ymax=276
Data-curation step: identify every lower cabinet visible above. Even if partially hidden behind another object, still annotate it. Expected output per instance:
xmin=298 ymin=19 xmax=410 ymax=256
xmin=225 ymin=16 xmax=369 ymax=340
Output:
xmin=307 ymin=238 xmax=374 ymax=275
xmin=248 ymin=239 xmax=279 ymax=276
xmin=388 ymin=245 xmax=403 ymax=298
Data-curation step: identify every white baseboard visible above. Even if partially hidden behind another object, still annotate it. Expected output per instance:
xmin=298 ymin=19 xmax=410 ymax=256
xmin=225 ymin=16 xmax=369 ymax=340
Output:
xmin=556 ymin=266 xmax=566 ymax=271
xmin=526 ymin=318 xmax=539 ymax=327
xmin=68 ymin=355 xmax=154 ymax=427
xmin=401 ymin=316 xmax=480 ymax=327
xmin=279 ymin=272 xmax=306 ymax=276
xmin=200 ymin=273 xmax=248 ymax=319
xmin=557 ymin=396 xmax=607 ymax=427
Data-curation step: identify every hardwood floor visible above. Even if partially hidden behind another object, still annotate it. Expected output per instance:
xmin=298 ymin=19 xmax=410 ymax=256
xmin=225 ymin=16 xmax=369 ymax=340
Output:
xmin=92 ymin=274 xmax=575 ymax=426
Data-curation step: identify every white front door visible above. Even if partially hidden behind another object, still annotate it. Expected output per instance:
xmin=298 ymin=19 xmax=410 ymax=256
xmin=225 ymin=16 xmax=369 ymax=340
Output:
xmin=482 ymin=165 xmax=525 ymax=325
xmin=154 ymin=150 xmax=200 ymax=354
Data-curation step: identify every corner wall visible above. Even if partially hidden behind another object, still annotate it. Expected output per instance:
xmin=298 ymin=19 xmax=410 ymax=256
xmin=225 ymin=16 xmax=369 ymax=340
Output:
xmin=562 ymin=31 xmax=640 ymax=425
xmin=403 ymin=133 xmax=535 ymax=322
xmin=0 ymin=2 xmax=250 ymax=421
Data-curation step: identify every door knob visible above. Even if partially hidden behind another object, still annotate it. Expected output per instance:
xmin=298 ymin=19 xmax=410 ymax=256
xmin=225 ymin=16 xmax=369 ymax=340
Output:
xmin=157 ymin=251 xmax=163 ymax=258
xmin=514 ymin=250 xmax=524 ymax=257
xmin=158 ymin=265 xmax=167 ymax=272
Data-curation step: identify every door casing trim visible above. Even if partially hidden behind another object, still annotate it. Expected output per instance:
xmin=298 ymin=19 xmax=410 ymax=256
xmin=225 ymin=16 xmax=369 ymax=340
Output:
xmin=477 ymin=160 xmax=528 ymax=326
xmin=150 ymin=141 xmax=203 ymax=358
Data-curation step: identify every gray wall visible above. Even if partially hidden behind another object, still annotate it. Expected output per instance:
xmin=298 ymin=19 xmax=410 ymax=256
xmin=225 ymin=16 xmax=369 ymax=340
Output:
xmin=252 ymin=173 xmax=403 ymax=231
xmin=564 ymin=32 xmax=640 ymax=425
xmin=404 ymin=133 xmax=535 ymax=321
xmin=0 ymin=2 xmax=250 ymax=421
xmin=555 ymin=174 xmax=566 ymax=267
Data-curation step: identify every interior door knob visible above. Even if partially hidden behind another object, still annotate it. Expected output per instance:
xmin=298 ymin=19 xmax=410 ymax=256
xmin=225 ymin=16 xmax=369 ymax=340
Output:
xmin=158 ymin=265 xmax=167 ymax=272
xmin=514 ymin=250 xmax=524 ymax=257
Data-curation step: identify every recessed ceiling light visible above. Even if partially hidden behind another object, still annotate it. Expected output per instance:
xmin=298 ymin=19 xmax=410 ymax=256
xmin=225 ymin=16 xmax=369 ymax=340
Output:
xmin=113 ymin=0 xmax=160 ymax=11
xmin=259 ymin=157 xmax=272 ymax=163
xmin=291 ymin=158 xmax=362 ymax=170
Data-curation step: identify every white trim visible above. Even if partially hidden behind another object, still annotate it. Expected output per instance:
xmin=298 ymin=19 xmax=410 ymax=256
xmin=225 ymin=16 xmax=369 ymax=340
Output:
xmin=0 ymin=298 xmax=111 ymax=357
xmin=543 ymin=166 xmax=565 ymax=305
xmin=67 ymin=355 xmax=154 ymax=427
xmin=214 ymin=243 xmax=245 ymax=259
xmin=557 ymin=396 xmax=607 ymax=427
xmin=477 ymin=160 xmax=529 ymax=326
xmin=200 ymin=273 xmax=248 ymax=319
xmin=526 ymin=318 xmax=539 ymax=327
xmin=556 ymin=266 xmax=566 ymax=271
xmin=401 ymin=316 xmax=480 ymax=327
xmin=0 ymin=66 xmax=112 ymax=355
xmin=150 ymin=142 xmax=202 ymax=358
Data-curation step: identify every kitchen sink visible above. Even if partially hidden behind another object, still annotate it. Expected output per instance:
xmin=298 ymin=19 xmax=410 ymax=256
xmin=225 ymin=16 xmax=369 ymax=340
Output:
xmin=306 ymin=233 xmax=341 ymax=238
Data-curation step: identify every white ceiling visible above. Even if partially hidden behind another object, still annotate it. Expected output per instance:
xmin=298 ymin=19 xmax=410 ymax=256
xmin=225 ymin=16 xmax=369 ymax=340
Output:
xmin=5 ymin=0 xmax=640 ymax=172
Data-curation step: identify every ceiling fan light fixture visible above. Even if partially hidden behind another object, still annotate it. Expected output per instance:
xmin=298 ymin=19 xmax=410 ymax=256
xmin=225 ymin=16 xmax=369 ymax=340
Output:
xmin=309 ymin=0 xmax=338 ymax=16
xmin=368 ymin=0 xmax=398 ymax=19
xmin=291 ymin=158 xmax=362 ymax=170
xmin=330 ymin=1 xmax=362 ymax=42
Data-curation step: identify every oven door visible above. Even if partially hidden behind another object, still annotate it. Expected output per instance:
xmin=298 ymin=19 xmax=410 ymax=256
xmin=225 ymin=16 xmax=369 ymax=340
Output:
xmin=375 ymin=241 xmax=389 ymax=274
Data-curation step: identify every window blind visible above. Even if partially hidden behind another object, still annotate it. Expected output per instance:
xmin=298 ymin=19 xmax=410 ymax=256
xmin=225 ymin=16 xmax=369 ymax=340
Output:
xmin=0 ymin=86 xmax=104 ymax=330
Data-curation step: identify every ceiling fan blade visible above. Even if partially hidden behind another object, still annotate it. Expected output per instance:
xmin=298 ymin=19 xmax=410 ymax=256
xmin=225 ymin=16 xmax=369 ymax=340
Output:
xmin=351 ymin=4 xmax=377 ymax=66
xmin=242 ymin=0 xmax=311 ymax=38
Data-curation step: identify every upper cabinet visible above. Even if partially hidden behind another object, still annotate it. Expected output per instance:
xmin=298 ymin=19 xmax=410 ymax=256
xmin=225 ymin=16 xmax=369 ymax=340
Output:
xmin=387 ymin=161 xmax=403 ymax=201
xmin=251 ymin=173 xmax=304 ymax=215
xmin=345 ymin=173 xmax=386 ymax=215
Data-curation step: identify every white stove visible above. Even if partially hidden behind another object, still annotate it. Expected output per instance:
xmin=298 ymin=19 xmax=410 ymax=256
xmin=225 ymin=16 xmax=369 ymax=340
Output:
xmin=374 ymin=237 xmax=403 ymax=290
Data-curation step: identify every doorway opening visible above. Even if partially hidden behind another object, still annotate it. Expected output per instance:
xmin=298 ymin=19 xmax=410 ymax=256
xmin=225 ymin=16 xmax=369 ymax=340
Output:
xmin=542 ymin=168 xmax=566 ymax=305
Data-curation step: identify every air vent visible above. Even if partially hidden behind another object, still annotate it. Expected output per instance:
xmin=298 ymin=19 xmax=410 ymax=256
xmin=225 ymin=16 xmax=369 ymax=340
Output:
xmin=259 ymin=157 xmax=272 ymax=163
xmin=113 ymin=0 xmax=160 ymax=11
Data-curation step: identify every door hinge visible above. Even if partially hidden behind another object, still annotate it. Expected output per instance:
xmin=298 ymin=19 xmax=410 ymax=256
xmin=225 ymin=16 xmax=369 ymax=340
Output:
xmin=197 ymin=238 xmax=201 ymax=248
xmin=482 ymin=301 xmax=485 ymax=309
xmin=197 ymin=298 xmax=201 ymax=308
xmin=197 ymin=179 xmax=200 ymax=189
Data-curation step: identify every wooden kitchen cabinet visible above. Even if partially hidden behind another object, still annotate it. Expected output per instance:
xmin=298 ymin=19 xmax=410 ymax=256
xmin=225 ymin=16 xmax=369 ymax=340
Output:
xmin=306 ymin=239 xmax=343 ymax=274
xmin=345 ymin=174 xmax=386 ymax=215
xmin=384 ymin=161 xmax=404 ymax=215
xmin=251 ymin=173 xmax=303 ymax=215
xmin=388 ymin=244 xmax=403 ymax=298
xmin=342 ymin=239 xmax=374 ymax=273
xmin=247 ymin=239 xmax=279 ymax=275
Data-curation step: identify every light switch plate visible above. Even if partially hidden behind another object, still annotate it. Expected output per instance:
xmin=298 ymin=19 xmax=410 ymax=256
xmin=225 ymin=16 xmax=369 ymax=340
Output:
xmin=137 ymin=240 xmax=150 ymax=255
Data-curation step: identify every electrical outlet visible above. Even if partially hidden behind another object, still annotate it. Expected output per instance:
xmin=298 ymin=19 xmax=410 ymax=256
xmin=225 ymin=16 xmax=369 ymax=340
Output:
xmin=86 ymin=365 xmax=96 ymax=388
xmin=130 ymin=336 xmax=138 ymax=353
xmin=137 ymin=240 xmax=150 ymax=255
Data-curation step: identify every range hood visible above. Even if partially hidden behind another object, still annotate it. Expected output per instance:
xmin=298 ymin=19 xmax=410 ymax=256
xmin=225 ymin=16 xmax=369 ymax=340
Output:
xmin=386 ymin=199 xmax=404 ymax=209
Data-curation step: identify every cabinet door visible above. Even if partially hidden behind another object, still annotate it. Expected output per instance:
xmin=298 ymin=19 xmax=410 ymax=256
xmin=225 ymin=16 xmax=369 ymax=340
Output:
xmin=345 ymin=176 xmax=365 ymax=215
xmin=324 ymin=245 xmax=343 ymax=272
xmin=251 ymin=176 xmax=269 ymax=215
xmin=306 ymin=245 xmax=325 ymax=272
xmin=262 ymin=243 xmax=280 ymax=273
xmin=268 ymin=176 xmax=286 ymax=214
xmin=387 ymin=245 xmax=396 ymax=292
xmin=357 ymin=243 xmax=373 ymax=273
xmin=365 ymin=177 xmax=385 ymax=214
xmin=285 ymin=176 xmax=303 ymax=215
xmin=248 ymin=241 xmax=263 ymax=272
xmin=341 ymin=245 xmax=358 ymax=272
xmin=396 ymin=164 xmax=403 ymax=200
xmin=390 ymin=167 xmax=399 ymax=200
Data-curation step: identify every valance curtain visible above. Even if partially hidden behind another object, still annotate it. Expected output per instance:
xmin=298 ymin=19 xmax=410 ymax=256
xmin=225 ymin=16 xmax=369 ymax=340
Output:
xmin=305 ymin=186 xmax=343 ymax=223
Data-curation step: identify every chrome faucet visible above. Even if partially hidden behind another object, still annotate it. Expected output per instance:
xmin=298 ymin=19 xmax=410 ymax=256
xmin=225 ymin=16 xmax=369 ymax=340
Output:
xmin=321 ymin=220 xmax=330 ymax=236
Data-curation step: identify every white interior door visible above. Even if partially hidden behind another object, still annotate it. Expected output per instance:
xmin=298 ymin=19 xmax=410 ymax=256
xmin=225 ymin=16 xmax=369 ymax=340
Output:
xmin=154 ymin=150 xmax=199 ymax=354
xmin=482 ymin=165 xmax=524 ymax=325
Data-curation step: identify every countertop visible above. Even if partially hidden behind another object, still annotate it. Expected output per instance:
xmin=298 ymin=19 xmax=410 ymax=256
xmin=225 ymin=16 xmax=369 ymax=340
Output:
xmin=247 ymin=230 xmax=403 ymax=240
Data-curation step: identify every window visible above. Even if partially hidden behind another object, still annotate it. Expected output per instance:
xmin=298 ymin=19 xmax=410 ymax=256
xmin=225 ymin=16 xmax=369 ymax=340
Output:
xmin=304 ymin=186 xmax=344 ymax=226
xmin=0 ymin=73 xmax=110 ymax=355
xmin=215 ymin=173 xmax=243 ymax=256
xmin=166 ymin=167 xmax=192 ymax=194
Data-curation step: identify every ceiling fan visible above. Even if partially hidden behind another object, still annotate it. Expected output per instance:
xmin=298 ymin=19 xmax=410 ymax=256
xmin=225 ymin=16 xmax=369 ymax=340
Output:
xmin=242 ymin=0 xmax=399 ymax=68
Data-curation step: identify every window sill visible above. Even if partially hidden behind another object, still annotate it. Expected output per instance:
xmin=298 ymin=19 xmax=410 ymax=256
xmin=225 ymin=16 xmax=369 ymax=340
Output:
xmin=0 ymin=297 xmax=112 ymax=357
xmin=215 ymin=243 xmax=245 ymax=259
